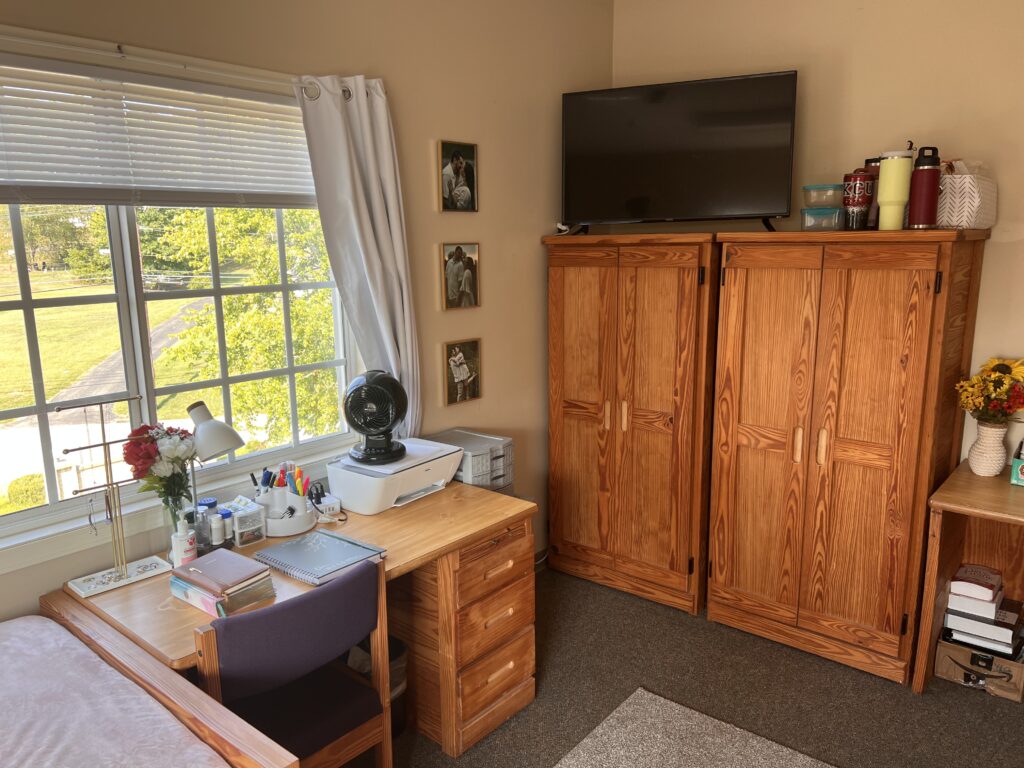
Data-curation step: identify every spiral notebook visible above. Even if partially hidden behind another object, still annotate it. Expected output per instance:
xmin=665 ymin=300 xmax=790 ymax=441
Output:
xmin=253 ymin=530 xmax=385 ymax=586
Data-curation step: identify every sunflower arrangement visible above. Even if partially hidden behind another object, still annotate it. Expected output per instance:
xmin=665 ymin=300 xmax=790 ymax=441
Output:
xmin=956 ymin=358 xmax=1024 ymax=424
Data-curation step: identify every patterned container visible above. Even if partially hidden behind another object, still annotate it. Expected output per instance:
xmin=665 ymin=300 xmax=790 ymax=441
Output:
xmin=937 ymin=174 xmax=997 ymax=229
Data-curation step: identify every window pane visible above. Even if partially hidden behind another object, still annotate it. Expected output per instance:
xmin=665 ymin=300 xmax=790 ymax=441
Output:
xmin=230 ymin=375 xmax=291 ymax=456
xmin=214 ymin=208 xmax=280 ymax=287
xmin=0 ymin=206 xmax=19 ymax=300
xmin=147 ymin=297 xmax=219 ymax=388
xmin=296 ymin=367 xmax=343 ymax=441
xmin=224 ymin=293 xmax=285 ymax=376
xmin=283 ymin=209 xmax=330 ymax=283
xmin=156 ymin=386 xmax=224 ymax=427
xmin=137 ymin=207 xmax=211 ymax=290
xmin=290 ymin=289 xmax=338 ymax=366
xmin=0 ymin=311 xmax=34 ymax=411
xmin=23 ymin=205 xmax=114 ymax=297
xmin=0 ymin=416 xmax=46 ymax=515
xmin=35 ymin=303 xmax=126 ymax=401
xmin=50 ymin=405 xmax=131 ymax=501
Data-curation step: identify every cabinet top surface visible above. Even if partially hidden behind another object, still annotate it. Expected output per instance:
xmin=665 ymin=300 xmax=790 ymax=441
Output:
xmin=929 ymin=460 xmax=1024 ymax=523
xmin=542 ymin=233 xmax=714 ymax=246
xmin=542 ymin=229 xmax=989 ymax=247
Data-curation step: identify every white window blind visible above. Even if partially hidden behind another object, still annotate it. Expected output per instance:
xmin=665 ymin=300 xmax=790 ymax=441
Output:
xmin=0 ymin=64 xmax=315 ymax=206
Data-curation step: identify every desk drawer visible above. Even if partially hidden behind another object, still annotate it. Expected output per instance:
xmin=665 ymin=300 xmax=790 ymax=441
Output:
xmin=456 ymin=524 xmax=533 ymax=607
xmin=458 ymin=626 xmax=534 ymax=722
xmin=458 ymin=572 xmax=535 ymax=666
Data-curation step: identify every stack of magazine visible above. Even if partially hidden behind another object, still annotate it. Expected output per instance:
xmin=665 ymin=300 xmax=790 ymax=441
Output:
xmin=170 ymin=549 xmax=276 ymax=618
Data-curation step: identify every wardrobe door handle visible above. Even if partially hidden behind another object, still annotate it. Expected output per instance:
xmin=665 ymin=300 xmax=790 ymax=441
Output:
xmin=792 ymin=426 xmax=804 ymax=464
xmin=603 ymin=401 xmax=610 ymax=431
xmin=621 ymin=401 xmax=629 ymax=432
xmin=816 ymin=428 xmax=829 ymax=466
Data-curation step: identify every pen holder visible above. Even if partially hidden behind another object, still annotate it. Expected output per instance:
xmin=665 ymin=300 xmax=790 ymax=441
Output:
xmin=258 ymin=486 xmax=317 ymax=537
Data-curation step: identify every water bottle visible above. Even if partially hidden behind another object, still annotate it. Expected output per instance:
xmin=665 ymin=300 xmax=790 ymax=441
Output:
xmin=877 ymin=144 xmax=915 ymax=231
xmin=908 ymin=147 xmax=941 ymax=229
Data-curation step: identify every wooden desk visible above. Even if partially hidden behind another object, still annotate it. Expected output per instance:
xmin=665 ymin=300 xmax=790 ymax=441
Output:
xmin=912 ymin=461 xmax=1024 ymax=693
xmin=63 ymin=483 xmax=538 ymax=757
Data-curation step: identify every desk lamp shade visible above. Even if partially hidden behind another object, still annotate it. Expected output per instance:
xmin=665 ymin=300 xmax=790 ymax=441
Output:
xmin=188 ymin=401 xmax=244 ymax=461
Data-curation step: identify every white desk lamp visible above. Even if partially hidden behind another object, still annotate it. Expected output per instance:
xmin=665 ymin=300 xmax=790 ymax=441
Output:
xmin=187 ymin=401 xmax=244 ymax=507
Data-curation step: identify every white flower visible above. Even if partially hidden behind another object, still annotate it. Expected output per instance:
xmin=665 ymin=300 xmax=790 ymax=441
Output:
xmin=157 ymin=435 xmax=195 ymax=460
xmin=151 ymin=458 xmax=174 ymax=477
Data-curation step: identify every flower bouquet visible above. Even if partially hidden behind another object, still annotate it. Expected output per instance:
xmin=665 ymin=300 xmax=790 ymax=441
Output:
xmin=122 ymin=424 xmax=196 ymax=526
xmin=955 ymin=358 xmax=1024 ymax=476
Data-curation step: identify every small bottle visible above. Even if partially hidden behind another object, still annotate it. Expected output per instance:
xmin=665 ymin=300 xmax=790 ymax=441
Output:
xmin=220 ymin=509 xmax=234 ymax=541
xmin=194 ymin=505 xmax=212 ymax=555
xmin=171 ymin=519 xmax=197 ymax=567
xmin=210 ymin=512 xmax=225 ymax=547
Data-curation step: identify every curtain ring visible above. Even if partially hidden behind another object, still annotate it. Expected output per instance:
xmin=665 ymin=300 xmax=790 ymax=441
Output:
xmin=342 ymin=86 xmax=352 ymax=101
xmin=301 ymin=82 xmax=321 ymax=101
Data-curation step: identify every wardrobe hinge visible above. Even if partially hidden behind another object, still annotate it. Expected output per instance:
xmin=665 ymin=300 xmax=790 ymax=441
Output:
xmin=900 ymin=613 xmax=909 ymax=636
xmin=720 ymin=269 xmax=727 ymax=286
xmin=697 ymin=266 xmax=705 ymax=285
xmin=935 ymin=271 xmax=943 ymax=294
xmin=687 ymin=556 xmax=695 ymax=575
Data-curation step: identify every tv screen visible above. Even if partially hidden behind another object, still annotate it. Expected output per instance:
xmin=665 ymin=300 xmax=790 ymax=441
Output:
xmin=562 ymin=71 xmax=797 ymax=225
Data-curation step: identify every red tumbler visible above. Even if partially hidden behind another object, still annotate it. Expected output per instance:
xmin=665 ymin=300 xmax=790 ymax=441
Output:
xmin=908 ymin=147 xmax=941 ymax=229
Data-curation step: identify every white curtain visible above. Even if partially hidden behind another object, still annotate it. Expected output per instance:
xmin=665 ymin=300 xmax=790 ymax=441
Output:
xmin=294 ymin=75 xmax=421 ymax=436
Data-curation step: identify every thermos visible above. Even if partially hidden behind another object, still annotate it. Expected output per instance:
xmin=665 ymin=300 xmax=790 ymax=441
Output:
xmin=877 ymin=145 xmax=915 ymax=231
xmin=843 ymin=170 xmax=875 ymax=230
xmin=908 ymin=146 xmax=941 ymax=229
xmin=861 ymin=158 xmax=881 ymax=229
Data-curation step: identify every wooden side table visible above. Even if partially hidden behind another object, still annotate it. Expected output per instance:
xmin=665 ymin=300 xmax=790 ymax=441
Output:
xmin=912 ymin=460 xmax=1024 ymax=693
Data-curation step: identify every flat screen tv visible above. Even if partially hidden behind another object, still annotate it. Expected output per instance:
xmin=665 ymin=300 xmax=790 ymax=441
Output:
xmin=562 ymin=71 xmax=797 ymax=225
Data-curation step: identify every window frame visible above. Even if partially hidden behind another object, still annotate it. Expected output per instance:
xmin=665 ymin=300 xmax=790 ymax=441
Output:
xmin=0 ymin=201 xmax=357 ymax=538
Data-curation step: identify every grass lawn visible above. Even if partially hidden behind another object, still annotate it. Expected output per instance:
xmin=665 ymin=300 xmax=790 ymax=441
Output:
xmin=0 ymin=295 xmax=189 ymax=412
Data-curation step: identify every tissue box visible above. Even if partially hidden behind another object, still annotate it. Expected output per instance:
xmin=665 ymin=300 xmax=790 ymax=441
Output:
xmin=937 ymin=174 xmax=997 ymax=229
xmin=1011 ymin=440 xmax=1024 ymax=488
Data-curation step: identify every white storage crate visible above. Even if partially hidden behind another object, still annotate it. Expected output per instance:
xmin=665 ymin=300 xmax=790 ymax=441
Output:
xmin=423 ymin=428 xmax=514 ymax=493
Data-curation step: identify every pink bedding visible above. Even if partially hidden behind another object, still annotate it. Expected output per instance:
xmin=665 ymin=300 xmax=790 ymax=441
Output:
xmin=0 ymin=615 xmax=228 ymax=768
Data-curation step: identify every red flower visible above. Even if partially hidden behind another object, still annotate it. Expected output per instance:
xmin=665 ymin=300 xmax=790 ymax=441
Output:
xmin=123 ymin=425 xmax=159 ymax=479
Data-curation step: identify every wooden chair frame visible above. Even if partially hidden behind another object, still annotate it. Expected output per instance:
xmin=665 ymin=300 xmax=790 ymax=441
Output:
xmin=39 ymin=589 xmax=298 ymax=768
xmin=194 ymin=559 xmax=393 ymax=768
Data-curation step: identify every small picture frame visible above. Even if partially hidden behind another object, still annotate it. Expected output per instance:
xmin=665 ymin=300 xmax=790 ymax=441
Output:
xmin=438 ymin=140 xmax=478 ymax=212
xmin=444 ymin=339 xmax=481 ymax=405
xmin=441 ymin=243 xmax=480 ymax=310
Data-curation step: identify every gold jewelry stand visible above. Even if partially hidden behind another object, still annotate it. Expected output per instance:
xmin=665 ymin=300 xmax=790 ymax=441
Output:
xmin=58 ymin=396 xmax=170 ymax=596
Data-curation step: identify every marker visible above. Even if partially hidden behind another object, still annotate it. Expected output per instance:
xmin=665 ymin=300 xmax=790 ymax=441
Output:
xmin=302 ymin=476 xmax=311 ymax=496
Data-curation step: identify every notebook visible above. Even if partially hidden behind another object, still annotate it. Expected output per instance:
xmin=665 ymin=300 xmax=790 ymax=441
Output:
xmin=254 ymin=529 xmax=385 ymax=585
xmin=172 ymin=548 xmax=270 ymax=597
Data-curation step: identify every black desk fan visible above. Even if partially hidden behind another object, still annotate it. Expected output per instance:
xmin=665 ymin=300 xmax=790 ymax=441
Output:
xmin=344 ymin=370 xmax=408 ymax=464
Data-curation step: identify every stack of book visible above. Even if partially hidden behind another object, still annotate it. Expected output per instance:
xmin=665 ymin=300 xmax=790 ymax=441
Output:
xmin=943 ymin=563 xmax=1023 ymax=658
xmin=170 ymin=548 xmax=275 ymax=618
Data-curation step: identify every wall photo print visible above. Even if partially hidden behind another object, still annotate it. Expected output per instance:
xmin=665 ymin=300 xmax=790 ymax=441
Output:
xmin=439 ymin=140 xmax=478 ymax=211
xmin=441 ymin=243 xmax=480 ymax=309
xmin=444 ymin=339 xmax=481 ymax=405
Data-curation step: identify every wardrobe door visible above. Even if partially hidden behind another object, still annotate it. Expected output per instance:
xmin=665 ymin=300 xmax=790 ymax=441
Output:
xmin=548 ymin=248 xmax=618 ymax=567
xmin=797 ymin=246 xmax=937 ymax=656
xmin=709 ymin=245 xmax=822 ymax=624
xmin=611 ymin=246 xmax=700 ymax=592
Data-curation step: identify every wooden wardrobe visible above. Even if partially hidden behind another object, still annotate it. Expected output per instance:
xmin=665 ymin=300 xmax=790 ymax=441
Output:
xmin=708 ymin=230 xmax=988 ymax=683
xmin=543 ymin=234 xmax=719 ymax=614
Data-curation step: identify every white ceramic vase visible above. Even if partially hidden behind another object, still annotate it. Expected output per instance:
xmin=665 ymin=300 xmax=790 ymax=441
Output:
xmin=968 ymin=421 xmax=1008 ymax=476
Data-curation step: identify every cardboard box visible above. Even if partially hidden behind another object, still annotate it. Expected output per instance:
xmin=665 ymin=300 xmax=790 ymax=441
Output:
xmin=1011 ymin=440 xmax=1024 ymax=488
xmin=934 ymin=639 xmax=1024 ymax=702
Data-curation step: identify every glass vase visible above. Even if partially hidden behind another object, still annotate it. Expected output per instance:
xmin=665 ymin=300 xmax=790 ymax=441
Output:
xmin=163 ymin=495 xmax=186 ymax=528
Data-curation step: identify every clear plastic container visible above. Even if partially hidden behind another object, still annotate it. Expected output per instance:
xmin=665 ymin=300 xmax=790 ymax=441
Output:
xmin=801 ymin=207 xmax=845 ymax=231
xmin=803 ymin=184 xmax=844 ymax=208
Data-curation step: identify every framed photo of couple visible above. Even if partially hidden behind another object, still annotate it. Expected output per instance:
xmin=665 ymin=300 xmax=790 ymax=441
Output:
xmin=444 ymin=339 xmax=481 ymax=405
xmin=441 ymin=243 xmax=480 ymax=310
xmin=438 ymin=140 xmax=478 ymax=212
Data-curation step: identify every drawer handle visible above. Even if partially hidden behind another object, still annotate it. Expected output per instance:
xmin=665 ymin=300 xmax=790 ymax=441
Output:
xmin=484 ymin=559 xmax=515 ymax=580
xmin=484 ymin=606 xmax=514 ymax=629
xmin=485 ymin=660 xmax=516 ymax=686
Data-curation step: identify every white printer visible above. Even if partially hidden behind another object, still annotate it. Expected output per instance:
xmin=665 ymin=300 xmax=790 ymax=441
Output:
xmin=327 ymin=437 xmax=462 ymax=516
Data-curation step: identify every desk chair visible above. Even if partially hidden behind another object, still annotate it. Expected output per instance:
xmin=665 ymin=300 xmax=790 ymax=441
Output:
xmin=194 ymin=559 xmax=392 ymax=768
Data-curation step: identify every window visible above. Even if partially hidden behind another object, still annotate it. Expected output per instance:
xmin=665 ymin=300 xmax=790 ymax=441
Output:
xmin=0 ymin=61 xmax=351 ymax=524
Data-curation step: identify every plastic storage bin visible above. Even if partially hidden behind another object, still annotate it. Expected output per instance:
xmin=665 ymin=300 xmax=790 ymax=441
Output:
xmin=803 ymin=184 xmax=844 ymax=208
xmin=801 ymin=207 xmax=845 ymax=231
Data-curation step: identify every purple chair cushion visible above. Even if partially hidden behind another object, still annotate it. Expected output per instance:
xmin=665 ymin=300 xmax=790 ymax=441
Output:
xmin=212 ymin=558 xmax=378 ymax=703
xmin=230 ymin=664 xmax=382 ymax=759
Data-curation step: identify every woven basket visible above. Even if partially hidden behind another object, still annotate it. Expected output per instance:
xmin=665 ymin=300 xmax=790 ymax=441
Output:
xmin=937 ymin=174 xmax=997 ymax=229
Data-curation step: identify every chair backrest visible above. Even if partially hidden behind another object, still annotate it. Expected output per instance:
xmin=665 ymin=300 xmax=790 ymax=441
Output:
xmin=211 ymin=558 xmax=378 ymax=703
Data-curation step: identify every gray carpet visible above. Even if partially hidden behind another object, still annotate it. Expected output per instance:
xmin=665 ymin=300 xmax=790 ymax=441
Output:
xmin=355 ymin=568 xmax=1024 ymax=768
xmin=555 ymin=688 xmax=832 ymax=768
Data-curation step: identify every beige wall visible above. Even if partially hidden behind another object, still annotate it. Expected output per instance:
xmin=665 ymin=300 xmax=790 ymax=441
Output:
xmin=0 ymin=0 xmax=614 ymax=620
xmin=612 ymin=0 xmax=1024 ymax=454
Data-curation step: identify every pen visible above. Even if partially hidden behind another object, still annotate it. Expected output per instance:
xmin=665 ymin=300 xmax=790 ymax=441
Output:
xmin=249 ymin=472 xmax=258 ymax=488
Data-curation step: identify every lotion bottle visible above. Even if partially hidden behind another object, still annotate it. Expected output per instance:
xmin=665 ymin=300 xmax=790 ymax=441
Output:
xmin=171 ymin=519 xmax=197 ymax=567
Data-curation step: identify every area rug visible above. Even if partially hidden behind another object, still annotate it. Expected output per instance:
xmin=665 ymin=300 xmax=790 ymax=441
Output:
xmin=555 ymin=688 xmax=833 ymax=768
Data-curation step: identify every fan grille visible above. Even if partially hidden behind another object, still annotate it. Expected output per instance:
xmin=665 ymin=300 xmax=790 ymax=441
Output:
xmin=346 ymin=385 xmax=397 ymax=433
